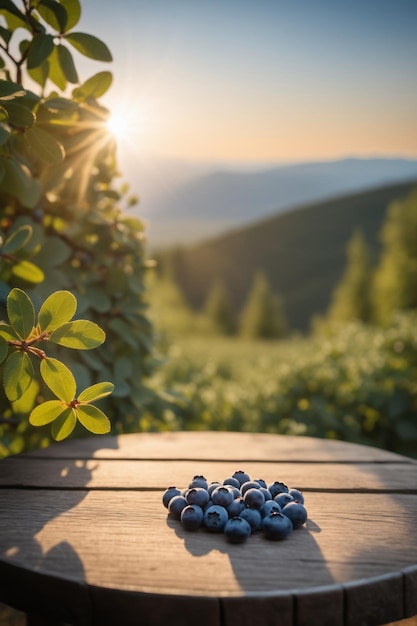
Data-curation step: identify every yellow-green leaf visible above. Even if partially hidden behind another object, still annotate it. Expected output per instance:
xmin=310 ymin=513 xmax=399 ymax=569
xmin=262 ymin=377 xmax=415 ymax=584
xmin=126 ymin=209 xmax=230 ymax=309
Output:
xmin=7 ymin=288 xmax=35 ymax=340
xmin=11 ymin=260 xmax=45 ymax=284
xmin=59 ymin=0 xmax=80 ymax=32
xmin=78 ymin=381 xmax=114 ymax=403
xmin=49 ymin=320 xmax=105 ymax=349
xmin=38 ymin=290 xmax=77 ymax=332
xmin=29 ymin=399 xmax=65 ymax=426
xmin=40 ymin=357 xmax=76 ymax=402
xmin=51 ymin=407 xmax=76 ymax=440
xmin=0 ymin=323 xmax=18 ymax=341
xmin=72 ymin=71 xmax=112 ymax=101
xmin=4 ymin=351 xmax=34 ymax=401
xmin=76 ymin=404 xmax=111 ymax=434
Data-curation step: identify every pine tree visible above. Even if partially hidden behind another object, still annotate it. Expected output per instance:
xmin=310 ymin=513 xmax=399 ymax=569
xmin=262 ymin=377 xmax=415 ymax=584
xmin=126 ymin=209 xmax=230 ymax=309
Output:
xmin=239 ymin=272 xmax=288 ymax=339
xmin=327 ymin=229 xmax=372 ymax=323
xmin=372 ymin=189 xmax=417 ymax=325
xmin=204 ymin=281 xmax=237 ymax=335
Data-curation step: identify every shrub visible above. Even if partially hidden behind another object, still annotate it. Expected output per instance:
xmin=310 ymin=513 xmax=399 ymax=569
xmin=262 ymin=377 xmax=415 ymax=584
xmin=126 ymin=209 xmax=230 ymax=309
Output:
xmin=0 ymin=0 xmax=154 ymax=456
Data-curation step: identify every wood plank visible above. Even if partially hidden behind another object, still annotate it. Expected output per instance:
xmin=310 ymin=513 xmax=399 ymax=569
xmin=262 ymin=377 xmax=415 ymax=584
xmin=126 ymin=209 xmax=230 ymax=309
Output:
xmin=0 ymin=491 xmax=416 ymax=598
xmin=403 ymin=565 xmax=417 ymax=618
xmin=295 ymin=585 xmax=344 ymax=626
xmin=21 ymin=432 xmax=413 ymax=463
xmin=343 ymin=573 xmax=404 ymax=626
xmin=220 ymin=594 xmax=293 ymax=626
xmin=1 ymin=458 xmax=417 ymax=492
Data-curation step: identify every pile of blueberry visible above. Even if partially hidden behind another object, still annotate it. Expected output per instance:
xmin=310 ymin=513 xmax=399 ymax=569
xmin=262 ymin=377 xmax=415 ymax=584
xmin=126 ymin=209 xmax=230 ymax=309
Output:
xmin=163 ymin=470 xmax=307 ymax=543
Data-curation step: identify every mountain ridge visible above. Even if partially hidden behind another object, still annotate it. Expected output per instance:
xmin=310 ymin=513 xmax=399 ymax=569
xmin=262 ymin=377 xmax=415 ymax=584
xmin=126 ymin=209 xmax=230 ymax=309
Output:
xmin=161 ymin=179 xmax=417 ymax=330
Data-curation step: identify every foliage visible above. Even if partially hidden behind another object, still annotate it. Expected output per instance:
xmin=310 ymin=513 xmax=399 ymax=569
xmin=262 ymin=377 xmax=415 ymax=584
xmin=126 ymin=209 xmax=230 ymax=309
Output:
xmin=204 ymin=280 xmax=236 ymax=335
xmin=239 ymin=272 xmax=287 ymax=339
xmin=327 ymin=229 xmax=372 ymax=323
xmin=162 ymin=181 xmax=416 ymax=330
xmin=148 ymin=311 xmax=417 ymax=458
xmin=0 ymin=0 xmax=154 ymax=456
xmin=372 ymin=189 xmax=417 ymax=325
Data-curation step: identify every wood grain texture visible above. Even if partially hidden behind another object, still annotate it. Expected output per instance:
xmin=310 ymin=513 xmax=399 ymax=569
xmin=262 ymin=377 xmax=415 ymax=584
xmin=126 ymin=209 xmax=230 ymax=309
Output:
xmin=21 ymin=432 xmax=413 ymax=463
xmin=0 ymin=432 xmax=416 ymax=626
xmin=1 ymin=458 xmax=416 ymax=492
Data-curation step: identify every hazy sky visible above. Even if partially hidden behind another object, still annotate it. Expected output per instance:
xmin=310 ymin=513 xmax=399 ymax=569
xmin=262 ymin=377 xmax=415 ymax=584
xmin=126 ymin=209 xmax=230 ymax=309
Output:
xmin=77 ymin=0 xmax=417 ymax=166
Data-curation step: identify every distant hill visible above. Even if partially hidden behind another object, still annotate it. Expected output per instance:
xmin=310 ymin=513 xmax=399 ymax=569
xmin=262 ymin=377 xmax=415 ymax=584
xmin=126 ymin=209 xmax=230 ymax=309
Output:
xmin=161 ymin=180 xmax=417 ymax=331
xmin=143 ymin=157 xmax=417 ymax=247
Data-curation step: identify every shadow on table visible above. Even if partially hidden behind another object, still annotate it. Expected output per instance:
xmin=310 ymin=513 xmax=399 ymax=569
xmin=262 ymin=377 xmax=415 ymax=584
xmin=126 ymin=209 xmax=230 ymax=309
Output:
xmin=0 ymin=437 xmax=120 ymax=626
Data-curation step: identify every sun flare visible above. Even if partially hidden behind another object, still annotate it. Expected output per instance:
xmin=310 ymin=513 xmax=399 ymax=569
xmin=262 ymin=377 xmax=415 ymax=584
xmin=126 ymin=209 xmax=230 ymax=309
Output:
xmin=106 ymin=111 xmax=131 ymax=142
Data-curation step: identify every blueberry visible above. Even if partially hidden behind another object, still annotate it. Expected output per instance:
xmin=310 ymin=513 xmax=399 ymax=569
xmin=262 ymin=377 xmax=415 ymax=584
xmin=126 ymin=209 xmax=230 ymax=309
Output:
xmin=207 ymin=482 xmax=222 ymax=496
xmin=262 ymin=512 xmax=293 ymax=540
xmin=229 ymin=486 xmax=242 ymax=499
xmin=185 ymin=487 xmax=210 ymax=508
xmin=227 ymin=497 xmax=246 ymax=518
xmin=211 ymin=486 xmax=234 ymax=507
xmin=168 ymin=495 xmax=188 ymax=519
xmin=241 ymin=481 xmax=261 ymax=495
xmin=232 ymin=470 xmax=251 ymax=486
xmin=203 ymin=505 xmax=228 ymax=532
xmin=204 ymin=498 xmax=214 ymax=510
xmin=259 ymin=487 xmax=272 ymax=501
xmin=239 ymin=507 xmax=262 ymax=532
xmin=180 ymin=504 xmax=204 ymax=530
xmin=162 ymin=486 xmax=181 ymax=509
xmin=260 ymin=500 xmax=282 ymax=518
xmin=268 ymin=481 xmax=289 ymax=498
xmin=282 ymin=502 xmax=308 ymax=528
xmin=254 ymin=479 xmax=267 ymax=489
xmin=274 ymin=493 xmax=294 ymax=509
xmin=243 ymin=488 xmax=265 ymax=510
xmin=289 ymin=488 xmax=304 ymax=504
xmin=188 ymin=475 xmax=208 ymax=490
xmin=224 ymin=517 xmax=251 ymax=543
xmin=223 ymin=477 xmax=241 ymax=489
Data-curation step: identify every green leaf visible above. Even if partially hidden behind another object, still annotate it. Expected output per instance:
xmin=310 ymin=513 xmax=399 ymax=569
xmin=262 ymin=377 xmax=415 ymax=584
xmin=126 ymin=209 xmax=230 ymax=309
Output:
xmin=2 ymin=101 xmax=35 ymax=127
xmin=11 ymin=260 xmax=44 ymax=284
xmin=4 ymin=351 xmax=34 ymax=401
xmin=0 ymin=335 xmax=7 ymax=364
xmin=0 ymin=323 xmax=17 ymax=341
xmin=28 ymin=60 xmax=49 ymax=88
xmin=26 ymin=126 xmax=65 ymax=164
xmin=47 ymin=45 xmax=66 ymax=90
xmin=7 ymin=288 xmax=35 ymax=340
xmin=0 ymin=1 xmax=28 ymax=27
xmin=72 ymin=71 xmax=112 ymax=101
xmin=76 ymin=404 xmax=111 ymax=434
xmin=0 ymin=105 xmax=8 ymax=122
xmin=38 ymin=290 xmax=77 ymax=332
xmin=37 ymin=0 xmax=68 ymax=32
xmin=49 ymin=320 xmax=105 ymax=349
xmin=40 ymin=357 xmax=76 ymax=402
xmin=59 ymin=0 xmax=80 ymax=32
xmin=29 ymin=399 xmax=65 ymax=426
xmin=65 ymin=32 xmax=112 ymax=62
xmin=2 ymin=225 xmax=32 ymax=254
xmin=78 ymin=381 xmax=114 ymax=403
xmin=0 ymin=25 xmax=12 ymax=45
xmin=0 ymin=157 xmax=42 ymax=208
xmin=51 ymin=407 xmax=76 ymax=440
xmin=57 ymin=44 xmax=78 ymax=83
xmin=0 ymin=80 xmax=25 ymax=100
xmin=27 ymin=33 xmax=54 ymax=69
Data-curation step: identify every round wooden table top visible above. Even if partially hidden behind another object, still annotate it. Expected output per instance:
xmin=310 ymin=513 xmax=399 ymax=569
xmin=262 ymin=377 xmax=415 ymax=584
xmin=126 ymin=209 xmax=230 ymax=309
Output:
xmin=0 ymin=431 xmax=416 ymax=626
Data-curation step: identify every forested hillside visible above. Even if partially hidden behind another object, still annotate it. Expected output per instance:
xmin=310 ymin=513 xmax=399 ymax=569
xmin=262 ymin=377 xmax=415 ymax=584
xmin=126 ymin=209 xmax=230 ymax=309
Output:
xmin=161 ymin=180 xmax=417 ymax=330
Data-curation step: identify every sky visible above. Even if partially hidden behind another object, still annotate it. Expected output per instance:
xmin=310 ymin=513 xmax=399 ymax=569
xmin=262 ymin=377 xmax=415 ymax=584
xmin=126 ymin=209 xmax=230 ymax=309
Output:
xmin=76 ymin=0 xmax=417 ymax=169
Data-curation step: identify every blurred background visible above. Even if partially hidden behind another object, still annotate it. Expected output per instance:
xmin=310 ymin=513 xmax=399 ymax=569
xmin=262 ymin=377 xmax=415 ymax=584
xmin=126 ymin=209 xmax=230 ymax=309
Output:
xmin=74 ymin=0 xmax=417 ymax=459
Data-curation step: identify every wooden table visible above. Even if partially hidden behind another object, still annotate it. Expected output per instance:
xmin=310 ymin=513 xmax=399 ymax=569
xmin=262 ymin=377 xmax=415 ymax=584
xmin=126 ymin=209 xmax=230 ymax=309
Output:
xmin=0 ymin=432 xmax=416 ymax=626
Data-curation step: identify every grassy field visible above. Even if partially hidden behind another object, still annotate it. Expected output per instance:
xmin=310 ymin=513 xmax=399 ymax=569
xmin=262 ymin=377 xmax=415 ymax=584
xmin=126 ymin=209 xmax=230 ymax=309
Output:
xmin=147 ymin=312 xmax=417 ymax=458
